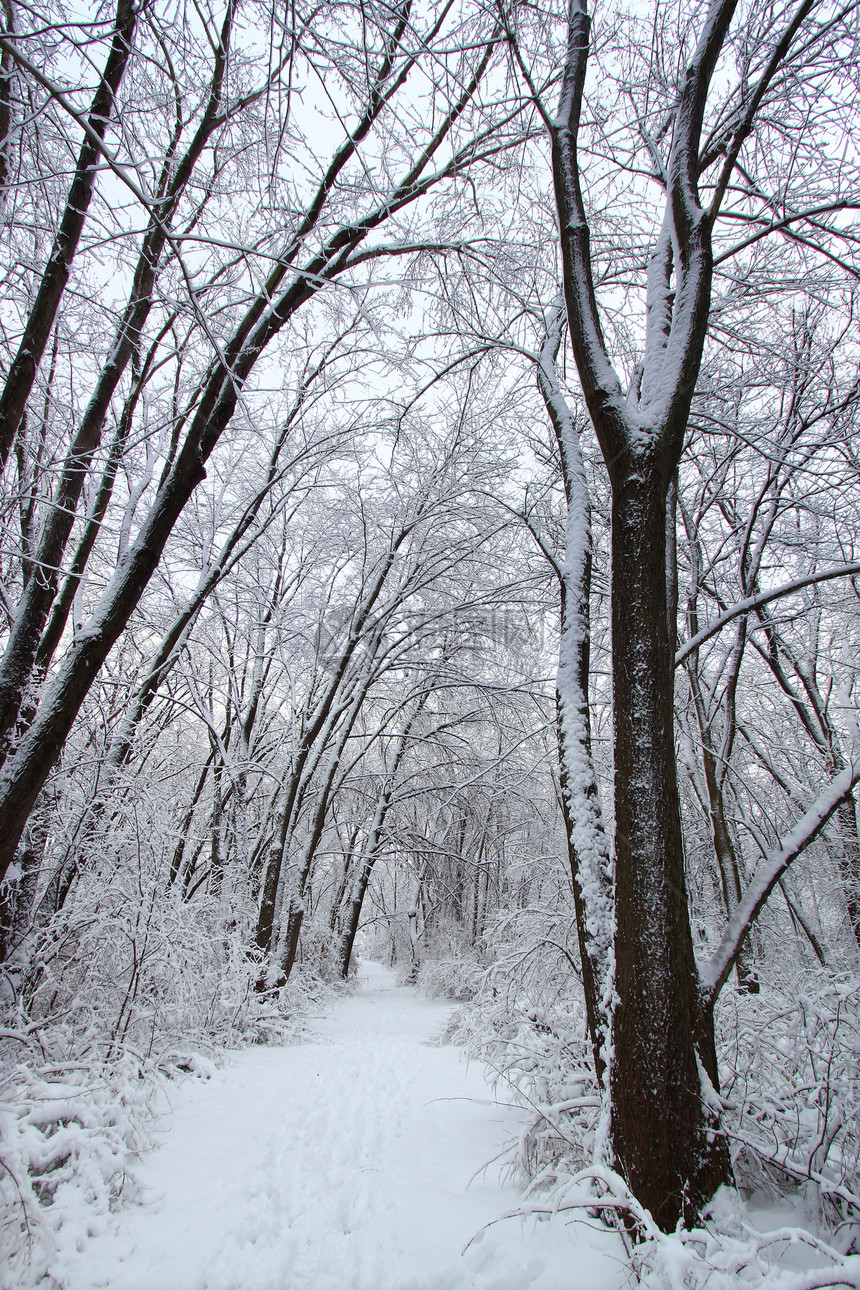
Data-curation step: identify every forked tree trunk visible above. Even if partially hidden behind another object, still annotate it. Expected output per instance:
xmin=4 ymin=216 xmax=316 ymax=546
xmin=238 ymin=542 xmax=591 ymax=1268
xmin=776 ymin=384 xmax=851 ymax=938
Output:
xmin=534 ymin=0 xmax=791 ymax=1225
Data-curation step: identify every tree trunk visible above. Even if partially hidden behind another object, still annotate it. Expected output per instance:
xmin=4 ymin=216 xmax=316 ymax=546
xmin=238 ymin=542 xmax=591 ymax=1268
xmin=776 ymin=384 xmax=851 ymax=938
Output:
xmin=683 ymin=631 xmax=759 ymax=991
xmin=832 ymin=793 xmax=860 ymax=951
xmin=610 ymin=467 xmax=730 ymax=1230
xmin=537 ymin=299 xmax=613 ymax=1083
xmin=338 ymin=854 xmax=376 ymax=978
xmin=542 ymin=0 xmax=752 ymax=1223
xmin=329 ymin=827 xmax=360 ymax=934
xmin=407 ymin=876 xmax=422 ymax=982
xmin=279 ymin=895 xmax=305 ymax=982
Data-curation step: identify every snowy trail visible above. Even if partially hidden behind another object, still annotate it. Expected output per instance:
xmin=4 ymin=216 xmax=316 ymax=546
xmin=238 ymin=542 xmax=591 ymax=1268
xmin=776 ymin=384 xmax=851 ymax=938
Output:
xmin=60 ymin=962 xmax=618 ymax=1290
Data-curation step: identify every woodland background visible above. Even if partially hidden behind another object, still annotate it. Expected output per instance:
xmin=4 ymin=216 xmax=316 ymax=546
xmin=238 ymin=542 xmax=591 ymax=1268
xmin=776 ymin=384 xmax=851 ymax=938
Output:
xmin=0 ymin=0 xmax=858 ymax=1283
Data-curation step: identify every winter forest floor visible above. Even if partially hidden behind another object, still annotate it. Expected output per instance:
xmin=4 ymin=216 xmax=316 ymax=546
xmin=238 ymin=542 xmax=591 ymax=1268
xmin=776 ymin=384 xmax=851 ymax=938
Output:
xmin=52 ymin=961 xmax=619 ymax=1290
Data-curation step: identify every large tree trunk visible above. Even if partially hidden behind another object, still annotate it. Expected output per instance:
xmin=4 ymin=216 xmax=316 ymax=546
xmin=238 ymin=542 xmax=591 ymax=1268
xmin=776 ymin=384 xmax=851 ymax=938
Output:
xmin=609 ymin=467 xmax=729 ymax=1229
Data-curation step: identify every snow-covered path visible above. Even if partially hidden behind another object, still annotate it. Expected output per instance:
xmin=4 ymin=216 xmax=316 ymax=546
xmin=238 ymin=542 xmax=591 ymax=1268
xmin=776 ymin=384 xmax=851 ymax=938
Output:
xmin=60 ymin=962 xmax=619 ymax=1290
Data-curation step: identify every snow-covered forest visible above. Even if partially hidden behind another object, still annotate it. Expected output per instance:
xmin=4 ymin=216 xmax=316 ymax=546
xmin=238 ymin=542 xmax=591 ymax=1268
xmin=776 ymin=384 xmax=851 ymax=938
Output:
xmin=0 ymin=0 xmax=858 ymax=1284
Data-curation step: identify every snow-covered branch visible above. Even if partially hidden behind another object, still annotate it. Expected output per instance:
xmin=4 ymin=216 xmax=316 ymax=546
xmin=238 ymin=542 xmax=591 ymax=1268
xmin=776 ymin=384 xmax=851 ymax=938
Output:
xmin=675 ymin=563 xmax=860 ymax=666
xmin=701 ymin=758 xmax=860 ymax=1009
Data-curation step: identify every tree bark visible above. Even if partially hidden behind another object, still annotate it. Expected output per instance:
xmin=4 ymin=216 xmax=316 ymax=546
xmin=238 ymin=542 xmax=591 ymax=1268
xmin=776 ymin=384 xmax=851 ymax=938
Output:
xmin=832 ymin=794 xmax=860 ymax=950
xmin=609 ymin=466 xmax=729 ymax=1229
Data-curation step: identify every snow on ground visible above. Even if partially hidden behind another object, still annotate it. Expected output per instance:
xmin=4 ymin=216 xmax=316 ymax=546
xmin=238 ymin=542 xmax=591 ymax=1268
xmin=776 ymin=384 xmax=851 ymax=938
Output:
xmin=54 ymin=961 xmax=621 ymax=1290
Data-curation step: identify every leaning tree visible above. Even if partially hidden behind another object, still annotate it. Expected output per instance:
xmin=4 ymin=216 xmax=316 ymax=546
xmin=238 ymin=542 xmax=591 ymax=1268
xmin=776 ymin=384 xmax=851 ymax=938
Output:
xmin=0 ymin=0 xmax=525 ymax=893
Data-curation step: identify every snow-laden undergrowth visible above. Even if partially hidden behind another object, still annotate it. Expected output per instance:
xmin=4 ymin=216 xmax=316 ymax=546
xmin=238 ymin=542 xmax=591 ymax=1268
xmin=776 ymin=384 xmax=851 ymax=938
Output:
xmin=440 ymin=922 xmax=860 ymax=1289
xmin=0 ymin=874 xmax=332 ymax=1289
xmin=3 ymin=852 xmax=859 ymax=1290
xmin=0 ymin=1048 xmax=155 ymax=1289
xmin=5 ymin=962 xmax=619 ymax=1290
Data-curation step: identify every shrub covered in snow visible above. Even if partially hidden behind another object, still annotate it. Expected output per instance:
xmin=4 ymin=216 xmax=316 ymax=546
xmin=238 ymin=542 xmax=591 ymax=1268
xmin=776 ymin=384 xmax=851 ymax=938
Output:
xmin=413 ymin=949 xmax=488 ymax=1001
xmin=435 ymin=905 xmax=860 ymax=1286
xmin=718 ymin=967 xmax=860 ymax=1238
xmin=0 ymin=1042 xmax=155 ymax=1288
xmin=438 ymin=907 xmax=601 ymax=1184
xmin=0 ymin=845 xmax=331 ymax=1285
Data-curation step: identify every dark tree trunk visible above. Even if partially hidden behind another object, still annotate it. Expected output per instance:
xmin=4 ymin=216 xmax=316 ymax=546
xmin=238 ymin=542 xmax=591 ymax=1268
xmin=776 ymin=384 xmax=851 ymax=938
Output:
xmin=683 ymin=603 xmax=759 ymax=992
xmin=700 ymin=746 xmax=759 ymax=991
xmin=539 ymin=0 xmax=757 ymax=1224
xmin=833 ymin=794 xmax=860 ymax=951
xmin=329 ymin=828 xmax=360 ymax=934
xmin=0 ymin=0 xmax=14 ymax=206
xmin=0 ymin=810 xmax=49 ymax=965
xmin=338 ymin=854 xmax=376 ymax=978
xmin=609 ymin=468 xmax=730 ymax=1229
xmin=255 ymin=804 xmax=290 ymax=962
xmin=279 ymin=896 xmax=304 ymax=982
